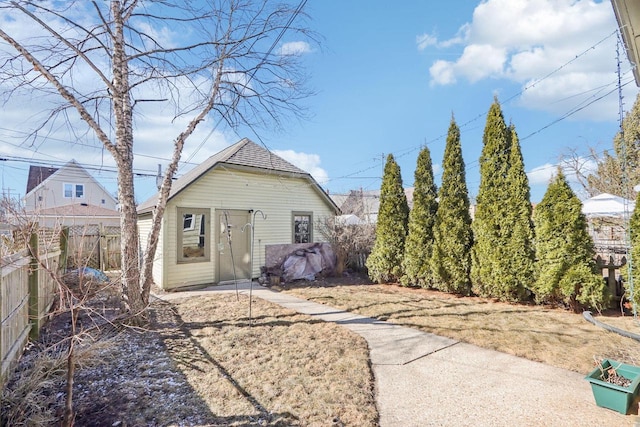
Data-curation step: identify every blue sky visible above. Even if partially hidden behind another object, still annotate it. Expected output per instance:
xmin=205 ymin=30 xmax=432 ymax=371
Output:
xmin=0 ymin=0 xmax=638 ymax=204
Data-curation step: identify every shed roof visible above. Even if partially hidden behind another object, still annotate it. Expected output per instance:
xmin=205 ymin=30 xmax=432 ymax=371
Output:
xmin=34 ymin=203 xmax=120 ymax=218
xmin=138 ymin=138 xmax=336 ymax=213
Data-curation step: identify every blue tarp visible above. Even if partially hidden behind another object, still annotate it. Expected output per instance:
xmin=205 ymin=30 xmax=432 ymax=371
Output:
xmin=71 ymin=267 xmax=109 ymax=283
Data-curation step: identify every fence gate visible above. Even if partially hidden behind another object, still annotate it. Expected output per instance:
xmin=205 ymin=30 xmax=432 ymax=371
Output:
xmin=67 ymin=224 xmax=121 ymax=271
xmin=100 ymin=226 xmax=122 ymax=271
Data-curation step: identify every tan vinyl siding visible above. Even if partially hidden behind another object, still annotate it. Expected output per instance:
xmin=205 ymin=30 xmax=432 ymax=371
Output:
xmin=154 ymin=167 xmax=335 ymax=289
xmin=163 ymin=204 xmax=216 ymax=290
xmin=137 ymin=214 xmax=164 ymax=287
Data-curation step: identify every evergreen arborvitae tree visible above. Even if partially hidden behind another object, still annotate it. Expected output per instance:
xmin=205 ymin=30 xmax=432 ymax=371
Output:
xmin=502 ymin=125 xmax=536 ymax=295
xmin=533 ymin=169 xmax=609 ymax=312
xmin=471 ymin=98 xmax=528 ymax=301
xmin=366 ymin=154 xmax=409 ymax=283
xmin=431 ymin=117 xmax=473 ymax=294
xmin=629 ymin=191 xmax=640 ymax=310
xmin=401 ymin=147 xmax=438 ymax=287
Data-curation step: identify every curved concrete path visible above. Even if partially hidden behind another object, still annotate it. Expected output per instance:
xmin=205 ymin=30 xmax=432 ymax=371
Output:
xmin=155 ymin=282 xmax=637 ymax=426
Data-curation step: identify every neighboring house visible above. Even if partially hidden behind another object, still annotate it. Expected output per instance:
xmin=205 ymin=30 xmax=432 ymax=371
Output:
xmin=582 ymin=193 xmax=635 ymax=256
xmin=23 ymin=160 xmax=119 ymax=228
xmin=331 ymin=187 xmax=415 ymax=224
xmin=137 ymin=138 xmax=339 ymax=290
xmin=580 ymin=192 xmax=635 ymax=299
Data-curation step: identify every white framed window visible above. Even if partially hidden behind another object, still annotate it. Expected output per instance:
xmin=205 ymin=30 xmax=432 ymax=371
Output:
xmin=177 ymin=208 xmax=210 ymax=263
xmin=183 ymin=213 xmax=195 ymax=230
xmin=63 ymin=183 xmax=84 ymax=198
xmin=64 ymin=183 xmax=73 ymax=198
xmin=292 ymin=212 xmax=312 ymax=243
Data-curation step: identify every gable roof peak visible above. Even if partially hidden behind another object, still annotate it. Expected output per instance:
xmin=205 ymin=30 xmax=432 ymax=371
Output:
xmin=137 ymin=138 xmax=317 ymax=213
xmin=219 ymin=138 xmax=306 ymax=174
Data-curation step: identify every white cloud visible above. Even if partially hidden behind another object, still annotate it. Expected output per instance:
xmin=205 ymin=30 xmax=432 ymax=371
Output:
xmin=527 ymin=163 xmax=557 ymax=185
xmin=528 ymin=157 xmax=597 ymax=186
xmin=134 ymin=22 xmax=180 ymax=50
xmin=273 ymin=149 xmax=329 ymax=184
xmin=416 ymin=33 xmax=438 ymax=51
xmin=422 ymin=0 xmax=632 ymax=120
xmin=456 ymin=44 xmax=507 ymax=82
xmin=430 ymin=60 xmax=457 ymax=85
xmin=417 ymin=24 xmax=470 ymax=51
xmin=278 ymin=41 xmax=312 ymax=56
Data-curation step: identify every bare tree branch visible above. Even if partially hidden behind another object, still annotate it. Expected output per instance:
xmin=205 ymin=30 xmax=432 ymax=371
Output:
xmin=0 ymin=0 xmax=316 ymax=323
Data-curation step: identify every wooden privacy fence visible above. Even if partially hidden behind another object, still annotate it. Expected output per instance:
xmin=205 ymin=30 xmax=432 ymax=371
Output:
xmin=67 ymin=224 xmax=121 ymax=272
xmin=1 ymin=227 xmax=65 ymax=386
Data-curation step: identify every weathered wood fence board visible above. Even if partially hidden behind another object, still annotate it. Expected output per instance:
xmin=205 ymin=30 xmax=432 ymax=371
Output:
xmin=67 ymin=224 xmax=121 ymax=271
xmin=0 ymin=250 xmax=31 ymax=387
xmin=1 ymin=228 xmax=65 ymax=387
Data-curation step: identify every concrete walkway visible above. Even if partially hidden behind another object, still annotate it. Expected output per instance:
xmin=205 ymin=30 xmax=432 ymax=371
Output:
xmin=155 ymin=282 xmax=637 ymax=426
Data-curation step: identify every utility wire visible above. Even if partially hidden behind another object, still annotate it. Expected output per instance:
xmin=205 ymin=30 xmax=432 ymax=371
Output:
xmin=0 ymin=22 xmax=630 ymax=196
xmin=328 ymin=30 xmax=631 ymax=186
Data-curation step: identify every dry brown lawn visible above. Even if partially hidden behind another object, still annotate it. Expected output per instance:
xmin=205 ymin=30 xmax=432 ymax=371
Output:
xmin=7 ymin=277 xmax=640 ymax=425
xmin=2 ymin=290 xmax=378 ymax=426
xmin=157 ymin=294 xmax=378 ymax=426
xmin=282 ymin=281 xmax=640 ymax=374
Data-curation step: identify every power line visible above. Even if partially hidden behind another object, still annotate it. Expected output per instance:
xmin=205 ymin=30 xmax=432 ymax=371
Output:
xmin=328 ymin=29 xmax=630 ymax=187
xmin=0 ymin=127 xmax=199 ymax=166
xmin=0 ymin=19 xmax=629 ymax=198
xmin=0 ymin=155 xmax=160 ymax=178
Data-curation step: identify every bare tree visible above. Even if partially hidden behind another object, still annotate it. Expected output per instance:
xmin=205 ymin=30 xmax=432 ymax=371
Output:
xmin=563 ymin=93 xmax=640 ymax=200
xmin=562 ymin=145 xmax=638 ymax=200
xmin=0 ymin=0 xmax=314 ymax=323
xmin=317 ymin=216 xmax=375 ymax=275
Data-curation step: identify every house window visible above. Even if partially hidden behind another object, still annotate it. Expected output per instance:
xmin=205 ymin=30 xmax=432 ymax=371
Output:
xmin=292 ymin=212 xmax=312 ymax=243
xmin=183 ymin=214 xmax=195 ymax=230
xmin=177 ymin=208 xmax=210 ymax=263
xmin=64 ymin=183 xmax=84 ymax=198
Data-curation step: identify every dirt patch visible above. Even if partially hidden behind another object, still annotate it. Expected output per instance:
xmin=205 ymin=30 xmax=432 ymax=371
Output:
xmin=2 ymin=279 xmax=377 ymax=426
xmin=268 ymin=271 xmax=373 ymax=291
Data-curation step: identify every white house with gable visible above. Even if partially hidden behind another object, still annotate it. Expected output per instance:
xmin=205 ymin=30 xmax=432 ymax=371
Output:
xmin=23 ymin=159 xmax=119 ymax=227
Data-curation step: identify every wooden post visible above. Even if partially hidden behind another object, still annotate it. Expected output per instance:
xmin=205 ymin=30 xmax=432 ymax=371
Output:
xmin=0 ymin=260 xmax=3 ymax=383
xmin=99 ymin=223 xmax=105 ymax=272
xmin=28 ymin=230 xmax=40 ymax=340
xmin=60 ymin=226 xmax=69 ymax=273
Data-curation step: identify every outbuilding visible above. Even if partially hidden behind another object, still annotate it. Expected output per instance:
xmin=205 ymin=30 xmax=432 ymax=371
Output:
xmin=137 ymin=138 xmax=339 ymax=290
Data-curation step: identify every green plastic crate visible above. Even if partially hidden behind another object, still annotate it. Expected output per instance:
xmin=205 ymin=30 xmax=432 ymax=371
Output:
xmin=585 ymin=359 xmax=640 ymax=414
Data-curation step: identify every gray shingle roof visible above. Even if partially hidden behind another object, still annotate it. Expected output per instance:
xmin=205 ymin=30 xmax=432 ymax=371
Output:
xmin=26 ymin=165 xmax=58 ymax=194
xmin=221 ymin=138 xmax=306 ymax=173
xmin=138 ymin=138 xmax=323 ymax=213
xmin=34 ymin=203 xmax=120 ymax=217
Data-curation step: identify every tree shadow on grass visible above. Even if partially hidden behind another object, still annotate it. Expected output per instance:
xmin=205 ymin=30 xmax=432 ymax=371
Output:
xmin=150 ymin=301 xmax=301 ymax=426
